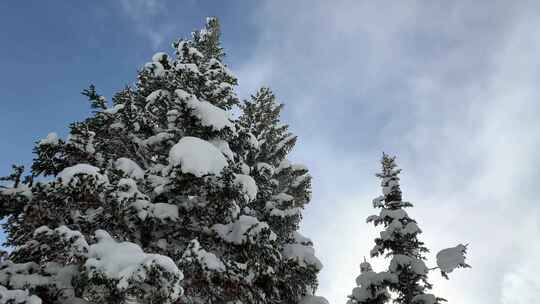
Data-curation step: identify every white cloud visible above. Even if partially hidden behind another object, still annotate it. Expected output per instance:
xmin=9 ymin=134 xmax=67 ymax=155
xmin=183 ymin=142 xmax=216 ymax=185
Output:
xmin=119 ymin=0 xmax=163 ymax=15
xmin=235 ymin=1 xmax=540 ymax=303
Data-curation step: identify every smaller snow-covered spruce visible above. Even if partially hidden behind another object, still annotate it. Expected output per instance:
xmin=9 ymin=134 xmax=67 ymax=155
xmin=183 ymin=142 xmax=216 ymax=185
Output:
xmin=347 ymin=153 xmax=470 ymax=304
xmin=0 ymin=17 xmax=326 ymax=304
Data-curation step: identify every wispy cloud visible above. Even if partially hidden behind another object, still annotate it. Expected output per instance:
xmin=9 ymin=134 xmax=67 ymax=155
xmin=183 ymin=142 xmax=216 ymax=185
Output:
xmin=117 ymin=0 xmax=171 ymax=49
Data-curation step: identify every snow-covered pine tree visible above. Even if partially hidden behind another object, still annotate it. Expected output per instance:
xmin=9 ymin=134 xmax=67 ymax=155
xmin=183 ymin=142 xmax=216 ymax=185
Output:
xmin=0 ymin=18 xmax=325 ymax=304
xmin=237 ymin=87 xmax=322 ymax=303
xmin=349 ymin=153 xmax=470 ymax=304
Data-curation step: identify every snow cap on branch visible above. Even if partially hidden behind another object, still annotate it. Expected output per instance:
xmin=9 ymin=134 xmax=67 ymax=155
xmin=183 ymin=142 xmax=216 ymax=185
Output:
xmin=169 ymin=136 xmax=228 ymax=177
xmin=436 ymin=244 xmax=470 ymax=278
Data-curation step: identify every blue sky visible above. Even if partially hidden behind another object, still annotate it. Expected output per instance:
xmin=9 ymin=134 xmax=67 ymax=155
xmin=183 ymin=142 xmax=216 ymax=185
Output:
xmin=2 ymin=1 xmax=540 ymax=303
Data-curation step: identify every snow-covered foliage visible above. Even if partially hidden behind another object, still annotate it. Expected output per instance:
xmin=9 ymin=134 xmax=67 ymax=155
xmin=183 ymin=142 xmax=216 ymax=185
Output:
xmin=213 ymin=215 xmax=276 ymax=244
xmin=347 ymin=153 xmax=470 ymax=304
xmin=115 ymin=157 xmax=144 ymax=179
xmin=182 ymin=239 xmax=226 ymax=273
xmin=84 ymin=230 xmax=183 ymax=302
xmin=0 ymin=225 xmax=182 ymax=303
xmin=234 ymin=173 xmax=258 ymax=202
xmin=57 ymin=163 xmax=109 ymax=186
xmin=184 ymin=94 xmax=234 ymax=130
xmin=38 ymin=132 xmax=59 ymax=146
xmin=347 ymin=259 xmax=396 ymax=304
xmin=0 ymin=286 xmax=41 ymax=304
xmin=0 ymin=18 xmax=324 ymax=304
xmin=282 ymin=243 xmax=323 ymax=270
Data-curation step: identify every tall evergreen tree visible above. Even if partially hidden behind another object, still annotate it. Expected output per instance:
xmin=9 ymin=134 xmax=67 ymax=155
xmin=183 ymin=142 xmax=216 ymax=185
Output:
xmin=238 ymin=87 xmax=322 ymax=302
xmin=0 ymin=18 xmax=326 ymax=304
xmin=347 ymin=153 xmax=470 ymax=304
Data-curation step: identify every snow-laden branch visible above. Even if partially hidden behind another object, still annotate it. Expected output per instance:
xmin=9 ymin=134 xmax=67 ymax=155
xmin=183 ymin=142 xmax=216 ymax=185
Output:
xmin=435 ymin=244 xmax=471 ymax=279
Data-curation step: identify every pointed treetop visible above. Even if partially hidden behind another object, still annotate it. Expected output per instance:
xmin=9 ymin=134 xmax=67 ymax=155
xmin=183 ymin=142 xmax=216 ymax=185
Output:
xmin=82 ymin=84 xmax=107 ymax=110
xmin=376 ymin=152 xmax=403 ymax=205
xmin=360 ymin=257 xmax=373 ymax=273
xmin=192 ymin=16 xmax=224 ymax=60
xmin=376 ymin=152 xmax=402 ymax=179
xmin=241 ymin=87 xmax=285 ymax=132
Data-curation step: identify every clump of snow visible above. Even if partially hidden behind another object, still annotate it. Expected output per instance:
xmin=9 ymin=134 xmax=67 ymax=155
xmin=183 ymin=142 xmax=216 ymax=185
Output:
xmin=300 ymin=295 xmax=329 ymax=304
xmin=146 ymin=89 xmax=171 ymax=103
xmin=213 ymin=215 xmax=276 ymax=244
xmin=150 ymin=203 xmax=179 ymax=221
xmin=381 ymin=177 xmax=399 ymax=196
xmin=273 ymin=135 xmax=296 ymax=155
xmin=0 ymin=285 xmax=42 ymax=304
xmin=103 ymin=103 xmax=125 ymax=115
xmin=240 ymin=162 xmax=250 ymax=175
xmin=412 ymin=294 xmax=437 ymax=304
xmin=290 ymin=163 xmax=308 ymax=172
xmin=175 ymin=41 xmax=204 ymax=59
xmin=38 ymin=132 xmax=59 ymax=146
xmin=269 ymin=206 xmax=300 ymax=218
xmin=169 ymin=137 xmax=228 ymax=177
xmin=174 ymin=89 xmax=191 ymax=101
xmin=350 ymin=269 xmax=395 ymax=303
xmin=0 ymin=184 xmax=32 ymax=200
xmin=33 ymin=226 xmax=53 ymax=236
xmin=234 ymin=174 xmax=258 ymax=202
xmin=380 ymin=208 xmax=408 ymax=220
xmin=147 ymin=174 xmax=169 ymax=196
xmin=207 ymin=59 xmax=236 ymax=81
xmin=372 ymin=195 xmax=385 ymax=207
xmin=115 ymin=158 xmax=144 ymax=179
xmin=182 ymin=239 xmax=225 ymax=272
xmin=144 ymin=132 xmax=174 ymax=146
xmin=57 ymin=164 xmax=108 ymax=186
xmin=389 ymin=255 xmax=428 ymax=275
xmin=209 ymin=139 xmax=234 ymax=160
xmin=167 ymin=109 xmax=179 ymax=123
xmin=144 ymin=62 xmax=165 ymax=77
xmin=436 ymin=244 xmax=469 ymax=274
xmin=247 ymin=132 xmax=259 ymax=149
xmin=276 ymin=159 xmax=291 ymax=173
xmin=292 ymin=173 xmax=309 ymax=187
xmin=272 ymin=192 xmax=294 ymax=202
xmin=256 ymin=162 xmax=274 ymax=175
xmin=116 ymin=178 xmax=178 ymax=221
xmin=175 ymin=63 xmax=200 ymax=74
xmin=183 ymin=95 xmax=233 ymax=131
xmin=152 ymin=52 xmax=168 ymax=63
xmin=366 ymin=214 xmax=381 ymax=224
xmin=282 ymin=243 xmax=323 ymax=270
xmin=403 ymin=222 xmax=421 ymax=234
xmin=85 ymin=230 xmax=183 ymax=299
xmin=265 ymin=200 xmax=300 ymax=218
xmin=33 ymin=225 xmax=89 ymax=257
xmin=109 ymin=122 xmax=125 ymax=130
xmin=0 ymin=261 xmax=48 ymax=290
xmin=293 ymin=231 xmax=312 ymax=244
